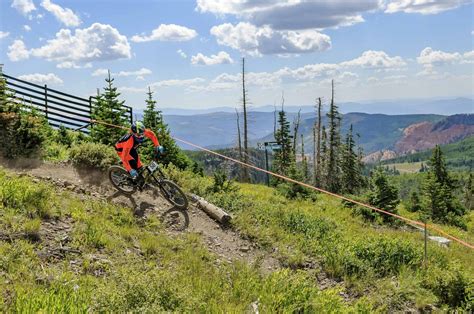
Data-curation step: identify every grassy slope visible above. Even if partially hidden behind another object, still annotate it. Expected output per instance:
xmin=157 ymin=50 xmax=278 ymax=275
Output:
xmin=383 ymin=135 xmax=474 ymax=172
xmin=0 ymin=169 xmax=370 ymax=312
xmin=167 ymin=166 xmax=474 ymax=311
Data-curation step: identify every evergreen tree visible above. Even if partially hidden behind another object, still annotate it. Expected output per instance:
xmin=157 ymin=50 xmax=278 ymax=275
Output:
xmin=142 ymin=87 xmax=191 ymax=170
xmin=325 ymin=80 xmax=342 ymax=193
xmin=319 ymin=125 xmax=328 ymax=188
xmin=422 ymin=145 xmax=465 ymax=227
xmin=368 ymin=167 xmax=400 ymax=224
xmin=300 ymin=133 xmax=309 ymax=181
xmin=341 ymin=124 xmax=363 ymax=194
xmin=90 ymin=71 xmax=128 ymax=145
xmin=463 ymin=172 xmax=473 ymax=211
xmin=272 ymin=109 xmax=294 ymax=179
xmin=408 ymin=191 xmax=422 ymax=212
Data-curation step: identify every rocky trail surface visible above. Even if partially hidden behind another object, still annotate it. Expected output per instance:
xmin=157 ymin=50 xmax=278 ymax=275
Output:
xmin=6 ymin=160 xmax=281 ymax=274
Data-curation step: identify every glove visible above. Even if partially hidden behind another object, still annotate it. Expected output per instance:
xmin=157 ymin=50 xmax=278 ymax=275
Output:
xmin=129 ymin=169 xmax=138 ymax=179
xmin=156 ymin=145 xmax=165 ymax=154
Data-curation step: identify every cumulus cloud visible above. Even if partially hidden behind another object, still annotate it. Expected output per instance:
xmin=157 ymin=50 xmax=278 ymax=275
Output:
xmin=7 ymin=39 xmax=30 ymax=61
xmin=26 ymin=23 xmax=131 ymax=64
xmin=18 ymin=73 xmax=63 ymax=85
xmin=41 ymin=0 xmax=81 ymax=27
xmin=91 ymin=68 xmax=152 ymax=79
xmin=340 ymin=50 xmax=406 ymax=69
xmin=152 ymin=77 xmax=205 ymax=87
xmin=191 ymin=51 xmax=234 ymax=65
xmin=197 ymin=0 xmax=381 ymax=30
xmin=417 ymin=47 xmax=462 ymax=66
xmin=116 ymin=68 xmax=152 ymax=77
xmin=11 ymin=0 xmax=36 ymax=16
xmin=91 ymin=68 xmax=109 ymax=77
xmin=177 ymin=49 xmax=187 ymax=58
xmin=23 ymin=25 xmax=31 ymax=31
xmin=385 ymin=0 xmax=471 ymax=15
xmin=210 ymin=22 xmax=331 ymax=56
xmin=131 ymin=24 xmax=198 ymax=42
xmin=56 ymin=61 xmax=92 ymax=69
xmin=0 ymin=31 xmax=10 ymax=39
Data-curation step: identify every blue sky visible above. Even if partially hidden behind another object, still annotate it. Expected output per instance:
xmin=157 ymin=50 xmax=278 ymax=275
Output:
xmin=1 ymin=0 xmax=473 ymax=111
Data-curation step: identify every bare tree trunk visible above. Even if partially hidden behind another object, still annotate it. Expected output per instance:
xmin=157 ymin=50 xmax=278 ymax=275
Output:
xmin=235 ymin=108 xmax=243 ymax=180
xmin=273 ymin=102 xmax=277 ymax=136
xmin=313 ymin=124 xmax=317 ymax=184
xmin=242 ymin=58 xmax=250 ymax=182
xmin=292 ymin=109 xmax=301 ymax=157
xmin=316 ymin=97 xmax=322 ymax=186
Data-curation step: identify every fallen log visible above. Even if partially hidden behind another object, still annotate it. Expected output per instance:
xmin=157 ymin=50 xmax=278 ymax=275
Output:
xmin=190 ymin=194 xmax=232 ymax=225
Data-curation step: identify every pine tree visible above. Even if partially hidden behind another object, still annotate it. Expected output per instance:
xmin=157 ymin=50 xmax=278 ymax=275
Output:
xmin=301 ymin=133 xmax=309 ymax=181
xmin=319 ymin=125 xmax=328 ymax=188
xmin=90 ymin=70 xmax=128 ymax=145
xmin=314 ymin=97 xmax=322 ymax=186
xmin=341 ymin=124 xmax=363 ymax=194
xmin=368 ymin=167 xmax=400 ymax=224
xmin=241 ymin=58 xmax=250 ymax=182
xmin=272 ymin=109 xmax=294 ymax=179
xmin=408 ymin=191 xmax=422 ymax=212
xmin=422 ymin=145 xmax=465 ymax=226
xmin=326 ymin=80 xmax=342 ymax=193
xmin=463 ymin=173 xmax=473 ymax=211
xmin=142 ymin=87 xmax=190 ymax=170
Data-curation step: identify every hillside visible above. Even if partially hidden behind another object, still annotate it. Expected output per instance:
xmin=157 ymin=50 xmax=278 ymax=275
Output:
xmin=1 ymin=160 xmax=473 ymax=311
xmin=166 ymin=111 xmax=444 ymax=153
xmin=382 ymin=135 xmax=474 ymax=171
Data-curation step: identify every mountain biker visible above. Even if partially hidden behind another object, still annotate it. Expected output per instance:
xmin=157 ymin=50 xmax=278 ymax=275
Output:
xmin=115 ymin=121 xmax=164 ymax=181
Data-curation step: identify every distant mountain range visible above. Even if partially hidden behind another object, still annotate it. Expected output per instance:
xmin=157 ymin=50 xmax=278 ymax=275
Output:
xmin=153 ymin=97 xmax=473 ymax=116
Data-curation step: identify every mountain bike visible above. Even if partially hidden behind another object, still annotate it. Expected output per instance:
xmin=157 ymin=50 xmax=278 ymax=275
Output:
xmin=108 ymin=155 xmax=188 ymax=210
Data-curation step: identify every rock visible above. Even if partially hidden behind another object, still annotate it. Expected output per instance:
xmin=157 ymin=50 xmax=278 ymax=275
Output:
xmin=239 ymin=246 xmax=250 ymax=252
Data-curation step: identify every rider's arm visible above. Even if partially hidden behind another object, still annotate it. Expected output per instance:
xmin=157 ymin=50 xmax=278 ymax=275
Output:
xmin=144 ymin=129 xmax=159 ymax=147
xmin=119 ymin=136 xmax=135 ymax=172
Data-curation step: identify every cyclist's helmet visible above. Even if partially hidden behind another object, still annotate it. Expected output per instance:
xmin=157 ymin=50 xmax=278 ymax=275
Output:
xmin=131 ymin=121 xmax=145 ymax=136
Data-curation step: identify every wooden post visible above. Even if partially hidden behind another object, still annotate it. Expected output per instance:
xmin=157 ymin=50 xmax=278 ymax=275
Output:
xmin=424 ymin=220 xmax=428 ymax=269
xmin=44 ymin=84 xmax=48 ymax=120
xmin=129 ymin=107 xmax=133 ymax=124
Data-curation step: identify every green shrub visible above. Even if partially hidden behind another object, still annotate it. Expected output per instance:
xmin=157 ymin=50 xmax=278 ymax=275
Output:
xmin=423 ymin=264 xmax=474 ymax=310
xmin=42 ymin=142 xmax=69 ymax=162
xmin=279 ymin=210 xmax=335 ymax=240
xmin=69 ymin=142 xmax=117 ymax=171
xmin=0 ymin=110 xmax=49 ymax=159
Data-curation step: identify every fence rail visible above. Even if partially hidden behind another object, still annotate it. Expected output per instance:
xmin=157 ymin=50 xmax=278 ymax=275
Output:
xmin=1 ymin=73 xmax=133 ymax=133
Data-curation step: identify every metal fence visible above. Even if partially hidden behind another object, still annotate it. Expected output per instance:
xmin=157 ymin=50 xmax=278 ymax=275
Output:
xmin=1 ymin=73 xmax=133 ymax=133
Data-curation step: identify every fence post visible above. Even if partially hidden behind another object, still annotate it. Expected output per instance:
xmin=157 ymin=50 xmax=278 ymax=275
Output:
xmin=129 ymin=107 xmax=133 ymax=124
xmin=44 ymin=84 xmax=48 ymax=120
xmin=424 ymin=220 xmax=428 ymax=269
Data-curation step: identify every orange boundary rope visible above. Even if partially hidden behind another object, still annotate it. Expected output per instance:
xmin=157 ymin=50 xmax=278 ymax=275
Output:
xmin=89 ymin=118 xmax=474 ymax=250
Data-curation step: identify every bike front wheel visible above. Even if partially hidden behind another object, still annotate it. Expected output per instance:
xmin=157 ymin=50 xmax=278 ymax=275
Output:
xmin=108 ymin=166 xmax=136 ymax=194
xmin=158 ymin=179 xmax=188 ymax=210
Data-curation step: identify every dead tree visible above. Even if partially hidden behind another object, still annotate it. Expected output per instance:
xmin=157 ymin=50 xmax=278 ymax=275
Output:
xmin=292 ymin=109 xmax=301 ymax=157
xmin=241 ymin=58 xmax=250 ymax=182
xmin=235 ymin=108 xmax=243 ymax=180
xmin=315 ymin=97 xmax=322 ymax=186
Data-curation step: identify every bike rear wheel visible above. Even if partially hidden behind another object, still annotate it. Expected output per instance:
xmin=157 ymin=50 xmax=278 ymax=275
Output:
xmin=108 ymin=166 xmax=136 ymax=194
xmin=158 ymin=179 xmax=188 ymax=210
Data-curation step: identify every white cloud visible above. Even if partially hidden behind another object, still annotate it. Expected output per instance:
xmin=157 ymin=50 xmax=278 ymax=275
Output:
xmin=29 ymin=23 xmax=131 ymax=64
xmin=11 ymin=0 xmax=36 ymax=16
xmin=92 ymin=68 xmax=152 ymax=79
xmin=131 ymin=24 xmax=198 ymax=42
xmin=23 ymin=25 xmax=32 ymax=31
xmin=92 ymin=68 xmax=109 ymax=77
xmin=41 ymin=0 xmax=81 ymax=27
xmin=0 ymin=31 xmax=10 ymax=39
xmin=18 ymin=73 xmax=63 ymax=85
xmin=56 ymin=61 xmax=92 ymax=69
xmin=7 ymin=39 xmax=30 ymax=61
xmin=385 ymin=0 xmax=470 ymax=15
xmin=417 ymin=47 xmax=461 ymax=66
xmin=340 ymin=50 xmax=406 ymax=69
xmin=210 ymin=22 xmax=331 ymax=56
xmin=197 ymin=0 xmax=381 ymax=30
xmin=152 ymin=77 xmax=205 ymax=87
xmin=120 ymin=86 xmax=148 ymax=93
xmin=177 ymin=49 xmax=187 ymax=58
xmin=116 ymin=68 xmax=152 ymax=77
xmin=191 ymin=51 xmax=234 ymax=65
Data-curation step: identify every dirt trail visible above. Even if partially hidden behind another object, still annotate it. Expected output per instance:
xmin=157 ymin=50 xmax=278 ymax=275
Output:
xmin=7 ymin=160 xmax=281 ymax=273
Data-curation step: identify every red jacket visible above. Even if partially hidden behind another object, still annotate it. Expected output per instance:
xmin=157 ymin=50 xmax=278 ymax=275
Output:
xmin=115 ymin=129 xmax=159 ymax=171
